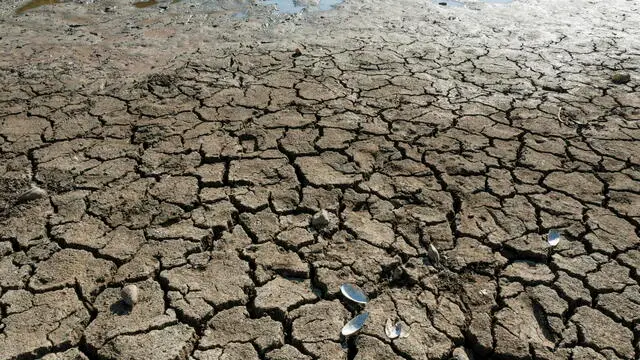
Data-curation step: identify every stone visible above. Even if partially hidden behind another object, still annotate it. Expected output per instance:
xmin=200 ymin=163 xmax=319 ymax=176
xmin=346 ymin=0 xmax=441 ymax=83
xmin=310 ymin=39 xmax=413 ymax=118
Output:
xmin=311 ymin=209 xmax=330 ymax=228
xmin=451 ymin=347 xmax=472 ymax=360
xmin=310 ymin=209 xmax=339 ymax=233
xmin=611 ymin=73 xmax=631 ymax=84
xmin=121 ymin=284 xmax=139 ymax=307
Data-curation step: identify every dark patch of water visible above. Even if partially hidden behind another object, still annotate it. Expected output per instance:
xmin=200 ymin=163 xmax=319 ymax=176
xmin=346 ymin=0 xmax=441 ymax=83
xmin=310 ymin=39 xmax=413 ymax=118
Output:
xmin=434 ymin=0 xmax=514 ymax=7
xmin=435 ymin=0 xmax=464 ymax=6
xmin=264 ymin=0 xmax=344 ymax=14
xmin=16 ymin=0 xmax=59 ymax=15
xmin=133 ymin=0 xmax=158 ymax=8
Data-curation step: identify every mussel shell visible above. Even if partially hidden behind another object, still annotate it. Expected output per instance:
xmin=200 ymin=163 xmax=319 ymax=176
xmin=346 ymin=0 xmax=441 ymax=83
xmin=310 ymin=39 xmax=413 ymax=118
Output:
xmin=547 ymin=229 xmax=561 ymax=246
xmin=385 ymin=318 xmax=399 ymax=339
xmin=340 ymin=283 xmax=368 ymax=304
xmin=341 ymin=312 xmax=369 ymax=336
xmin=385 ymin=318 xmax=410 ymax=339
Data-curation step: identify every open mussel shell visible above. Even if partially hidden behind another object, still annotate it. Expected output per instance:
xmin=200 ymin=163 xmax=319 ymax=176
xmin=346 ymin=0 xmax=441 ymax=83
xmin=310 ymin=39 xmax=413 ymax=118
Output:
xmin=385 ymin=318 xmax=398 ymax=339
xmin=340 ymin=283 xmax=368 ymax=304
xmin=341 ymin=312 xmax=369 ymax=336
xmin=547 ymin=229 xmax=561 ymax=246
xmin=385 ymin=318 xmax=410 ymax=339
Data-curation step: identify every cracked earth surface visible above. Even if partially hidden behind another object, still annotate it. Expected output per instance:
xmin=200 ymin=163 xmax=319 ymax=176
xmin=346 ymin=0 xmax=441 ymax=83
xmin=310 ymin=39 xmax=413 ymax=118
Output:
xmin=0 ymin=0 xmax=639 ymax=359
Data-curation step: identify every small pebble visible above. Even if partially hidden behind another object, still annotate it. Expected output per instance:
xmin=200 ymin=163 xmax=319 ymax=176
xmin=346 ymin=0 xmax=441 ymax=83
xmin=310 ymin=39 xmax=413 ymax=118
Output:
xmin=292 ymin=48 xmax=302 ymax=58
xmin=451 ymin=347 xmax=472 ymax=360
xmin=311 ymin=209 xmax=331 ymax=229
xmin=611 ymin=72 xmax=631 ymax=84
xmin=121 ymin=285 xmax=139 ymax=307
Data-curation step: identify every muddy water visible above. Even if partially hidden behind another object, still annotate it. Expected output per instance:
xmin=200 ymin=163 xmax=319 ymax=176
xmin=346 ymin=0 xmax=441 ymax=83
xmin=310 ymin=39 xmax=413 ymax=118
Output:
xmin=15 ymin=0 xmax=59 ymax=14
xmin=134 ymin=0 xmax=158 ymax=9
xmin=434 ymin=0 xmax=513 ymax=6
xmin=14 ymin=0 xmax=345 ymax=15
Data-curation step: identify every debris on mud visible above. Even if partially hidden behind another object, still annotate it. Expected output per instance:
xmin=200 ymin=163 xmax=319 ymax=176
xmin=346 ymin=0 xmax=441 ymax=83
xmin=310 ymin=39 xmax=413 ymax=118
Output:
xmin=611 ymin=72 xmax=631 ymax=84
xmin=547 ymin=229 xmax=562 ymax=247
xmin=384 ymin=318 xmax=410 ymax=339
xmin=541 ymin=82 xmax=567 ymax=93
xmin=310 ymin=209 xmax=338 ymax=233
xmin=427 ymin=243 xmax=441 ymax=267
xmin=292 ymin=48 xmax=302 ymax=57
xmin=340 ymin=283 xmax=368 ymax=304
xmin=121 ymin=285 xmax=139 ymax=307
xmin=451 ymin=347 xmax=472 ymax=360
xmin=16 ymin=185 xmax=47 ymax=204
xmin=341 ymin=312 xmax=369 ymax=336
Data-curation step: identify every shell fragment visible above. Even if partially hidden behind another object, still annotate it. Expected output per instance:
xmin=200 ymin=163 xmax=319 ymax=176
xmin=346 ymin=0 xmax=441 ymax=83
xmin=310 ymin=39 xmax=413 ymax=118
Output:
xmin=547 ymin=229 xmax=562 ymax=246
xmin=340 ymin=283 xmax=368 ymax=304
xmin=385 ymin=318 xmax=410 ymax=339
xmin=16 ymin=186 xmax=47 ymax=203
xmin=427 ymin=243 xmax=440 ymax=267
xmin=341 ymin=312 xmax=369 ymax=336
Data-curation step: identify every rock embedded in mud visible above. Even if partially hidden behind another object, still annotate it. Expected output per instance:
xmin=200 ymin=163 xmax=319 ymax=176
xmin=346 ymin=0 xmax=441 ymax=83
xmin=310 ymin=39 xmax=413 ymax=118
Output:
xmin=451 ymin=347 xmax=472 ymax=360
xmin=121 ymin=284 xmax=139 ymax=307
xmin=611 ymin=72 xmax=631 ymax=84
xmin=310 ymin=209 xmax=338 ymax=233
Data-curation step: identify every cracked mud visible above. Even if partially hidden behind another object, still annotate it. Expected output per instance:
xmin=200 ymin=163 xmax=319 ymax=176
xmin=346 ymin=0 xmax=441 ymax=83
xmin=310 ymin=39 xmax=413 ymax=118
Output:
xmin=0 ymin=0 xmax=639 ymax=359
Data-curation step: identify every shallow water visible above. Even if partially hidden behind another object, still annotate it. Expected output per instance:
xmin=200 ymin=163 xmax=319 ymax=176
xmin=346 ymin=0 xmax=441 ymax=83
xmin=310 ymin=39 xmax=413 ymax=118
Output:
xmin=15 ymin=0 xmax=59 ymax=14
xmin=134 ymin=0 xmax=158 ymax=8
xmin=262 ymin=0 xmax=344 ymax=14
xmin=14 ymin=0 xmax=508 ymax=16
xmin=434 ymin=0 xmax=513 ymax=6
xmin=15 ymin=0 xmax=344 ymax=15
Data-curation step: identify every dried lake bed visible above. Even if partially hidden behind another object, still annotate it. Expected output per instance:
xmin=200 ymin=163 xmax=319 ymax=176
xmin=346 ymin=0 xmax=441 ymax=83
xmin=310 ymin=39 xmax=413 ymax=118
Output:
xmin=0 ymin=0 xmax=639 ymax=359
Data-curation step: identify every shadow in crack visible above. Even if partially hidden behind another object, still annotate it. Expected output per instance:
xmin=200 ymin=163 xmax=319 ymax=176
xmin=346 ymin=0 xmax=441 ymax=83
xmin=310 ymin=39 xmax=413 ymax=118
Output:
xmin=110 ymin=300 xmax=132 ymax=316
